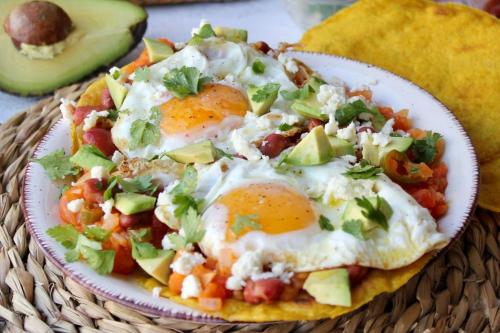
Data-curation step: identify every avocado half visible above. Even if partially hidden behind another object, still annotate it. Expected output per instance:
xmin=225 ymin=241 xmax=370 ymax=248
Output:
xmin=0 ymin=0 xmax=147 ymax=96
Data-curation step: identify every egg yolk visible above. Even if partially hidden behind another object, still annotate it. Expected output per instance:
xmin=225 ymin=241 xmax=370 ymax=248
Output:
xmin=160 ymin=83 xmax=249 ymax=135
xmin=216 ymin=183 xmax=316 ymax=241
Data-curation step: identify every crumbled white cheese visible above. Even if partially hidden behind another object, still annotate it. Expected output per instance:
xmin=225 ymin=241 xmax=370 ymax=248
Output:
xmin=111 ymin=151 xmax=124 ymax=165
xmin=90 ymin=166 xmax=109 ymax=180
xmin=174 ymin=42 xmax=187 ymax=50
xmin=324 ymin=114 xmax=339 ymax=136
xmin=277 ymin=53 xmax=299 ymax=74
xmin=337 ymin=122 xmax=357 ymax=144
xmin=372 ymin=132 xmax=391 ymax=147
xmin=161 ymin=234 xmax=174 ymax=250
xmin=170 ymin=251 xmax=205 ymax=275
xmin=281 ymin=113 xmax=300 ymax=125
xmin=99 ymin=199 xmax=114 ymax=220
xmin=67 ymin=199 xmax=84 ymax=213
xmin=154 ymin=190 xmax=179 ymax=229
xmin=251 ymin=262 xmax=293 ymax=283
xmin=59 ymin=98 xmax=76 ymax=122
xmin=341 ymin=155 xmax=357 ymax=164
xmin=317 ymin=84 xmax=346 ymax=115
xmin=82 ymin=110 xmax=109 ymax=131
xmin=380 ymin=118 xmax=395 ymax=135
xmin=256 ymin=115 xmax=273 ymax=130
xmin=181 ymin=275 xmax=202 ymax=299
xmin=152 ymin=287 xmax=162 ymax=298
xmin=231 ymin=130 xmax=262 ymax=161
xmin=226 ymin=276 xmax=245 ymax=291
xmin=324 ymin=175 xmax=375 ymax=202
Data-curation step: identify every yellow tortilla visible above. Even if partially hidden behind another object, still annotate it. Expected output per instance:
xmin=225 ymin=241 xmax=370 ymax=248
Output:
xmin=299 ymin=0 xmax=500 ymax=211
xmin=478 ymin=158 xmax=500 ymax=212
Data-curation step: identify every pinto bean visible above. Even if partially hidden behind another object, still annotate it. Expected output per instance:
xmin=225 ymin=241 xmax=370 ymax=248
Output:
xmin=82 ymin=178 xmax=106 ymax=204
xmin=73 ymin=105 xmax=107 ymax=125
xmin=243 ymin=278 xmax=285 ymax=304
xmin=346 ymin=265 xmax=370 ymax=286
xmin=83 ymin=128 xmax=117 ymax=156
xmin=101 ymin=88 xmax=115 ymax=109
xmin=119 ymin=211 xmax=153 ymax=229
xmin=307 ymin=119 xmax=324 ymax=131
xmin=259 ymin=133 xmax=291 ymax=158
xmin=253 ymin=41 xmax=270 ymax=54
xmin=357 ymin=126 xmax=373 ymax=133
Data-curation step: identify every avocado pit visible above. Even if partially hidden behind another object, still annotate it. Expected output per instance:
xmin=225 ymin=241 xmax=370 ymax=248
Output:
xmin=3 ymin=0 xmax=73 ymax=59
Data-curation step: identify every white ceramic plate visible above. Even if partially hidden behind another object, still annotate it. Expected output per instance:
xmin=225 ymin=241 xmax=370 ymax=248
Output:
xmin=23 ymin=51 xmax=479 ymax=323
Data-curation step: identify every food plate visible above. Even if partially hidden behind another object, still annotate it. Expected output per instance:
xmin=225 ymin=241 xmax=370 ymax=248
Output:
xmin=23 ymin=51 xmax=479 ymax=323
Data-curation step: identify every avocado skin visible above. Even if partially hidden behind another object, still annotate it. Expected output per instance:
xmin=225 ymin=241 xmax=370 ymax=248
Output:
xmin=0 ymin=0 xmax=148 ymax=96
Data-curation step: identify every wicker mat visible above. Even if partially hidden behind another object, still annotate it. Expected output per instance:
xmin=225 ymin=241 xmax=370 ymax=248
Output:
xmin=0 ymin=78 xmax=498 ymax=333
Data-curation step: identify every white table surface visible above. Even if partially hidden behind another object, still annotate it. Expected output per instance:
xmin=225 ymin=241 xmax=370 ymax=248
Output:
xmin=0 ymin=0 xmax=304 ymax=124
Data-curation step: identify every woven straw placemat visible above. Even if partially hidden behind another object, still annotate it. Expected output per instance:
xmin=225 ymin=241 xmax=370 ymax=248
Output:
xmin=0 ymin=77 xmax=498 ymax=333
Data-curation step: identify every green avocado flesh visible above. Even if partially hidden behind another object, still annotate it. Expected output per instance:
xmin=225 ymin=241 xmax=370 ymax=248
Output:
xmin=0 ymin=0 xmax=147 ymax=95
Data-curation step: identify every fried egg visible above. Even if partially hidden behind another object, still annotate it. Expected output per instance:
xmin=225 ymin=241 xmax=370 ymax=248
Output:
xmin=197 ymin=158 xmax=448 ymax=272
xmin=112 ymin=37 xmax=298 ymax=159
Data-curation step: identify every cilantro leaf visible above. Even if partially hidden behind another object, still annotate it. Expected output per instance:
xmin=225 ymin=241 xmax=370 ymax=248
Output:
xmin=65 ymin=249 xmax=80 ymax=262
xmin=172 ymin=194 xmax=199 ymax=218
xmin=355 ymin=196 xmax=392 ymax=231
xmin=134 ymin=67 xmax=150 ymax=82
xmin=278 ymin=123 xmax=293 ymax=131
xmin=215 ymin=147 xmax=234 ymax=160
xmin=167 ymin=233 xmax=187 ymax=250
xmin=120 ymin=175 xmax=158 ymax=195
xmin=180 ymin=207 xmax=205 ymax=244
xmin=251 ymin=83 xmax=280 ymax=103
xmin=80 ymin=247 xmax=115 ymax=275
xmin=149 ymin=106 xmax=161 ymax=123
xmin=130 ymin=119 xmax=160 ymax=149
xmin=171 ymin=166 xmax=197 ymax=196
xmin=129 ymin=228 xmax=159 ymax=259
xmin=33 ymin=149 xmax=80 ymax=180
xmin=78 ymin=144 xmax=108 ymax=159
xmin=107 ymin=109 xmax=119 ymax=121
xmin=83 ymin=227 xmax=111 ymax=242
xmin=163 ymin=66 xmax=211 ymax=99
xmin=411 ymin=131 xmax=442 ymax=163
xmin=343 ymin=160 xmax=383 ymax=179
xmin=103 ymin=175 xmax=119 ymax=201
xmin=47 ymin=225 xmax=80 ymax=249
xmin=231 ymin=214 xmax=260 ymax=235
xmin=319 ymin=215 xmax=334 ymax=231
xmin=280 ymin=85 xmax=311 ymax=101
xmin=335 ymin=100 xmax=385 ymax=128
xmin=196 ymin=24 xmax=216 ymax=39
xmin=252 ymin=59 xmax=266 ymax=74
xmin=342 ymin=219 xmax=365 ymax=239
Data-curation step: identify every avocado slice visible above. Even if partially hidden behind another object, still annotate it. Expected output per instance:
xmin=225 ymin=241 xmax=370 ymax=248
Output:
xmin=247 ymin=85 xmax=279 ymax=116
xmin=104 ymin=74 xmax=127 ymax=109
xmin=382 ymin=137 xmax=413 ymax=155
xmin=136 ymin=250 xmax=174 ymax=285
xmin=303 ymin=268 xmax=351 ymax=307
xmin=143 ymin=37 xmax=173 ymax=64
xmin=285 ymin=126 xmax=334 ymax=166
xmin=214 ymin=26 xmax=248 ymax=43
xmin=306 ymin=76 xmax=326 ymax=93
xmin=165 ymin=140 xmax=217 ymax=164
xmin=115 ymin=193 xmax=156 ymax=215
xmin=70 ymin=145 xmax=116 ymax=172
xmin=291 ymin=96 xmax=328 ymax=121
xmin=329 ymin=137 xmax=355 ymax=157
xmin=0 ymin=0 xmax=147 ymax=96
xmin=362 ymin=136 xmax=414 ymax=166
xmin=341 ymin=196 xmax=393 ymax=233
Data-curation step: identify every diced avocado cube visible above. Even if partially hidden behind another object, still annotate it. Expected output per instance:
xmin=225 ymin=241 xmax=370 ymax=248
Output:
xmin=70 ymin=146 xmax=116 ymax=172
xmin=214 ymin=26 xmax=248 ymax=43
xmin=79 ymin=207 xmax=103 ymax=225
xmin=115 ymin=192 xmax=156 ymax=215
xmin=136 ymin=250 xmax=174 ymax=285
xmin=143 ymin=38 xmax=173 ymax=63
xmin=285 ymin=126 xmax=334 ymax=166
xmin=247 ymin=85 xmax=279 ymax=116
xmin=341 ymin=197 xmax=393 ymax=233
xmin=291 ymin=97 xmax=328 ymax=121
xmin=329 ymin=137 xmax=355 ymax=157
xmin=165 ymin=140 xmax=217 ymax=164
xmin=382 ymin=137 xmax=414 ymax=155
xmin=105 ymin=74 xmax=128 ymax=109
xmin=303 ymin=268 xmax=351 ymax=307
xmin=362 ymin=138 xmax=380 ymax=166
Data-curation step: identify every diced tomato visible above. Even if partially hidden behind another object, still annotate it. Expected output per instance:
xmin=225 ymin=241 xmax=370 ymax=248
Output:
xmin=243 ymin=278 xmax=285 ymax=304
xmin=101 ymin=88 xmax=114 ymax=109
xmin=122 ymin=49 xmax=150 ymax=75
xmin=378 ymin=106 xmax=394 ymax=119
xmin=346 ymin=265 xmax=370 ymax=286
xmin=432 ymin=203 xmax=448 ymax=219
xmin=393 ymin=110 xmax=412 ymax=131
xmin=217 ymin=249 xmax=236 ymax=277
xmin=198 ymin=297 xmax=223 ymax=311
xmin=347 ymin=89 xmax=372 ymax=102
xmin=59 ymin=186 xmax=83 ymax=229
xmin=428 ymin=162 xmax=448 ymax=193
xmin=82 ymin=178 xmax=106 ymax=204
xmin=112 ymin=243 xmax=136 ymax=275
xmin=412 ymin=189 xmax=436 ymax=208
xmin=151 ymin=215 xmax=170 ymax=248
xmin=168 ymin=273 xmax=186 ymax=295
xmin=82 ymin=128 xmax=117 ymax=156
xmin=73 ymin=105 xmax=107 ymax=126
xmin=408 ymin=128 xmax=427 ymax=140
xmin=201 ymin=282 xmax=227 ymax=299
xmin=157 ymin=37 xmax=175 ymax=48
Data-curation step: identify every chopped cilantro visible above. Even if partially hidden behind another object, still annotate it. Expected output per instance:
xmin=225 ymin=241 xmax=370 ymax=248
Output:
xmin=134 ymin=67 xmax=150 ymax=82
xmin=170 ymin=166 xmax=201 ymax=217
xmin=120 ymin=175 xmax=158 ymax=195
xmin=129 ymin=228 xmax=162 ymax=259
xmin=343 ymin=160 xmax=383 ymax=179
xmin=33 ymin=149 xmax=80 ymax=180
xmin=196 ymin=24 xmax=216 ymax=39
xmin=231 ymin=214 xmax=260 ymax=235
xmin=355 ymin=196 xmax=392 ymax=231
xmin=342 ymin=219 xmax=365 ymax=240
xmin=278 ymin=123 xmax=293 ymax=131
xmin=47 ymin=225 xmax=80 ymax=249
xmin=103 ymin=175 xmax=119 ymax=201
xmin=411 ymin=131 xmax=442 ymax=163
xmin=280 ymin=85 xmax=311 ymax=101
xmin=107 ymin=109 xmax=119 ymax=121
xmin=319 ymin=215 xmax=334 ymax=231
xmin=80 ymin=247 xmax=115 ymax=275
xmin=162 ymin=66 xmax=211 ymax=99
xmin=149 ymin=106 xmax=161 ymax=123
xmin=251 ymin=83 xmax=280 ymax=103
xmin=83 ymin=227 xmax=111 ymax=242
xmin=252 ymin=59 xmax=266 ymax=74
xmin=130 ymin=119 xmax=160 ymax=149
xmin=335 ymin=100 xmax=386 ymax=129
xmin=215 ymin=147 xmax=234 ymax=160
xmin=168 ymin=207 xmax=205 ymax=249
